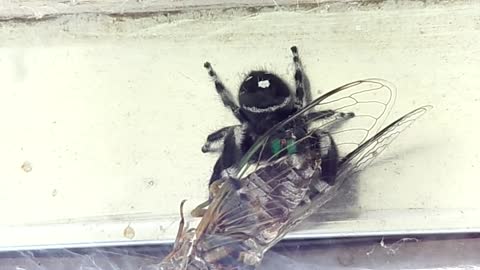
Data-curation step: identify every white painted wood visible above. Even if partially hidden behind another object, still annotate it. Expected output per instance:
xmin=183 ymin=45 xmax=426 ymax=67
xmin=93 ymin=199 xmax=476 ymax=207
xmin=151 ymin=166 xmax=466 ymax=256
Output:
xmin=0 ymin=0 xmax=352 ymax=20
xmin=0 ymin=0 xmax=479 ymax=249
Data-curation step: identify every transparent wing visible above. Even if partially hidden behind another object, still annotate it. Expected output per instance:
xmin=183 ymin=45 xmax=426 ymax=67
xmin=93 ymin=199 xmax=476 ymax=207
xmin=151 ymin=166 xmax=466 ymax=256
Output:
xmin=338 ymin=105 xmax=430 ymax=175
xmin=273 ymin=106 xmax=431 ymax=247
xmin=238 ymin=79 xmax=396 ymax=177
xmin=188 ymin=80 xmax=429 ymax=268
xmin=228 ymin=78 xmax=428 ymax=250
xmin=308 ymin=79 xmax=396 ymax=161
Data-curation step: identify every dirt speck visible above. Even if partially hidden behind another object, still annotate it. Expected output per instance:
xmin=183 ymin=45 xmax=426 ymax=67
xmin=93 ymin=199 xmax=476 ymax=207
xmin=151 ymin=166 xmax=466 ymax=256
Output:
xmin=21 ymin=161 xmax=32 ymax=172
xmin=123 ymin=225 xmax=135 ymax=239
xmin=52 ymin=189 xmax=58 ymax=197
xmin=144 ymin=178 xmax=156 ymax=188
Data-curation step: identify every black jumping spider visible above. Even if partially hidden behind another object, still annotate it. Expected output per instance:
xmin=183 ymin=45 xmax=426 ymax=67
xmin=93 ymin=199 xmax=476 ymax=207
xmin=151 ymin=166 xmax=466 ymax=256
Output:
xmin=202 ymin=46 xmax=353 ymax=187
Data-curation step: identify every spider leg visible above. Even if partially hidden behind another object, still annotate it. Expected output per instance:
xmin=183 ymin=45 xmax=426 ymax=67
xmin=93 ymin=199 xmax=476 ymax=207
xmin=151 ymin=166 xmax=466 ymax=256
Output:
xmin=204 ymin=62 xmax=245 ymax=122
xmin=317 ymin=131 xmax=339 ymax=185
xmin=305 ymin=110 xmax=355 ymax=123
xmin=291 ymin=46 xmax=312 ymax=108
xmin=209 ymin=126 xmax=244 ymax=186
xmin=202 ymin=125 xmax=239 ymax=153
xmin=311 ymin=112 xmax=355 ymax=185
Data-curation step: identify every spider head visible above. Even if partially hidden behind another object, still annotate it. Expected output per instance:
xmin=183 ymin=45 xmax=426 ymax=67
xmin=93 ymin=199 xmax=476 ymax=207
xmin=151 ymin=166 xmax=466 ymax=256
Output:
xmin=238 ymin=71 xmax=294 ymax=117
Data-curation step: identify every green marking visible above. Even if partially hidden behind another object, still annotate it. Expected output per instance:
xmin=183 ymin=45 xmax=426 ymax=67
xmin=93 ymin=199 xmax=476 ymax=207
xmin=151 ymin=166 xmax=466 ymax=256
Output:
xmin=287 ymin=139 xmax=297 ymax=154
xmin=271 ymin=138 xmax=297 ymax=155
xmin=271 ymin=139 xmax=282 ymax=155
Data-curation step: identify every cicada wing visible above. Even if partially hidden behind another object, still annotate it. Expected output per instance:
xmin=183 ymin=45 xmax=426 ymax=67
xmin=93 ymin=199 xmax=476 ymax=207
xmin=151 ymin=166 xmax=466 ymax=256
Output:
xmin=237 ymin=79 xmax=396 ymax=178
xmin=275 ymin=105 xmax=432 ymax=244
xmin=191 ymin=79 xmax=429 ymax=267
xmin=307 ymin=79 xmax=396 ymax=164
xmin=338 ymin=105 xmax=431 ymax=174
xmin=232 ymin=79 xmax=428 ymax=250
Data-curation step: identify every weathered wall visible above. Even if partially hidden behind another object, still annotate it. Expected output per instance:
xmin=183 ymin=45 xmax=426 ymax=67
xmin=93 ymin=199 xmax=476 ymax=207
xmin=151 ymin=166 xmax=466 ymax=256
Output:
xmin=0 ymin=0 xmax=479 ymax=249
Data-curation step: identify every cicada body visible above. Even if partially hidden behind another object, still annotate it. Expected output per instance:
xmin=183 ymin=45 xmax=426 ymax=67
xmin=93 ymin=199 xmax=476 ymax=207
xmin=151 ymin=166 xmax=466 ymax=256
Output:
xmin=159 ymin=79 xmax=431 ymax=270
xmin=160 ymin=146 xmax=322 ymax=269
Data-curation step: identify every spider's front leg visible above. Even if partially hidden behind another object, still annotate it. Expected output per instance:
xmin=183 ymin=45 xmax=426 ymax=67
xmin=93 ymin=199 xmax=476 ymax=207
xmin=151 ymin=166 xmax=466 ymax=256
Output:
xmin=291 ymin=46 xmax=312 ymax=108
xmin=202 ymin=125 xmax=239 ymax=153
xmin=204 ymin=62 xmax=245 ymax=123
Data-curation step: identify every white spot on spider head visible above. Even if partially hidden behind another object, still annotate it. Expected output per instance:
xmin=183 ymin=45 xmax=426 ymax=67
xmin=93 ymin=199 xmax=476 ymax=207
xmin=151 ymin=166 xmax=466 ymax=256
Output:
xmin=258 ymin=80 xmax=270 ymax=88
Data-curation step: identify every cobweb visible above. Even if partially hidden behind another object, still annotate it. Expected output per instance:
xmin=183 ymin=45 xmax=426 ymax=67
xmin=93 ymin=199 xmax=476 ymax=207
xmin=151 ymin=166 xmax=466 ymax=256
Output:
xmin=0 ymin=246 xmax=368 ymax=270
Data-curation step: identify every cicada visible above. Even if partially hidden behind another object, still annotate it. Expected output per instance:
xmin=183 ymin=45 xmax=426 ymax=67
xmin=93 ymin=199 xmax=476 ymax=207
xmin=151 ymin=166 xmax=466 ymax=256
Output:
xmin=158 ymin=79 xmax=430 ymax=270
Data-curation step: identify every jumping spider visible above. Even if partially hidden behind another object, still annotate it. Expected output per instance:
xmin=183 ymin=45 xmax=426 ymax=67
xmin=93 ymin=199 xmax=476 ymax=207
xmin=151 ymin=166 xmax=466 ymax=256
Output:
xmin=202 ymin=46 xmax=354 ymax=188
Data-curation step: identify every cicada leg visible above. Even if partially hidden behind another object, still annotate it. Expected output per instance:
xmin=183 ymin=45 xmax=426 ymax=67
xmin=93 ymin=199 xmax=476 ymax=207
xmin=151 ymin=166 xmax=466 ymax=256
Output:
xmin=191 ymin=200 xmax=209 ymax=217
xmin=173 ymin=200 xmax=187 ymax=249
xmin=191 ymin=179 xmax=224 ymax=217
